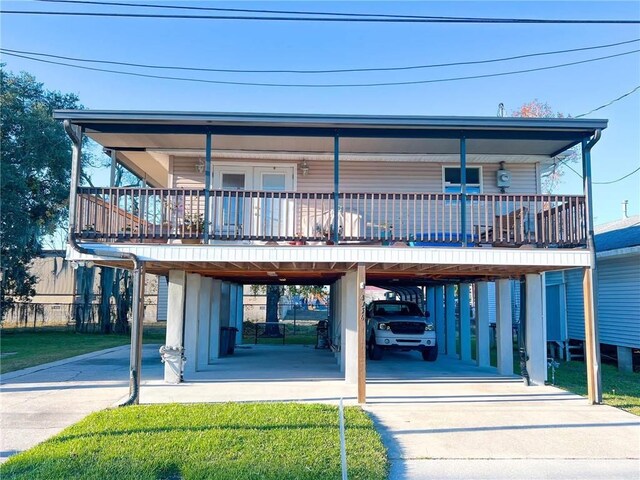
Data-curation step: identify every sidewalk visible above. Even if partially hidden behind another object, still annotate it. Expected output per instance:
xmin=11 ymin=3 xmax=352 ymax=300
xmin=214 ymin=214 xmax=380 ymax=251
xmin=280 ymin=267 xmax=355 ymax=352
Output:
xmin=0 ymin=344 xmax=163 ymax=463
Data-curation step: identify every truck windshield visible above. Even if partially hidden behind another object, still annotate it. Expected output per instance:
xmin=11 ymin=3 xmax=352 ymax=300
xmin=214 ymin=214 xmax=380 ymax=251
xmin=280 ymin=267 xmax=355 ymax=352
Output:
xmin=374 ymin=303 xmax=424 ymax=317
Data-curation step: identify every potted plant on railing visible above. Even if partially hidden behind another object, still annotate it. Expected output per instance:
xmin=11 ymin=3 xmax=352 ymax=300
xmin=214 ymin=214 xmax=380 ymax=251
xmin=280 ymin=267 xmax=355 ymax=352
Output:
xmin=379 ymin=223 xmax=393 ymax=246
xmin=314 ymin=222 xmax=342 ymax=245
xmin=116 ymin=224 xmax=137 ymax=242
xmin=80 ymin=224 xmax=97 ymax=239
xmin=289 ymin=232 xmax=307 ymax=246
xmin=182 ymin=213 xmax=206 ymax=244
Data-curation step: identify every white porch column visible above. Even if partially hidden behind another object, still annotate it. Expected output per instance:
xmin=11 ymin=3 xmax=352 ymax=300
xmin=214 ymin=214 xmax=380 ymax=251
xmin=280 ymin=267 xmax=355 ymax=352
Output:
xmin=343 ymin=270 xmax=359 ymax=384
xmin=235 ymin=284 xmax=244 ymax=345
xmin=459 ymin=283 xmax=471 ymax=362
xmin=164 ymin=270 xmax=186 ymax=383
xmin=476 ymin=281 xmax=491 ymax=368
xmin=526 ymin=273 xmax=547 ymax=386
xmin=435 ymin=286 xmax=445 ymax=354
xmin=496 ymin=279 xmax=513 ymax=376
xmin=445 ymin=284 xmax=457 ymax=357
xmin=183 ymin=273 xmax=202 ymax=375
xmin=208 ymin=279 xmax=222 ymax=361
xmin=197 ymin=277 xmax=213 ymax=370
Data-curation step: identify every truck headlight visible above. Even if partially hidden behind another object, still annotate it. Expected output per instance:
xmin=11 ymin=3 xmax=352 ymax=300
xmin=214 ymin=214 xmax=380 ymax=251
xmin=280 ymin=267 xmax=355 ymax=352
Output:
xmin=425 ymin=323 xmax=435 ymax=331
xmin=378 ymin=323 xmax=390 ymax=330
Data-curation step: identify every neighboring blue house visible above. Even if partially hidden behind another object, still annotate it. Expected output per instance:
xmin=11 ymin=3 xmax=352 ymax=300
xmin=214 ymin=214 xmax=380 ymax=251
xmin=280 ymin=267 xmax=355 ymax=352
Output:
xmin=545 ymin=214 xmax=640 ymax=371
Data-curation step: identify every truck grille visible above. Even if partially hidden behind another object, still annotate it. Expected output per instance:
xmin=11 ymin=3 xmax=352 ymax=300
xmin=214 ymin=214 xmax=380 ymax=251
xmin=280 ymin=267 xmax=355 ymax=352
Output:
xmin=389 ymin=322 xmax=425 ymax=334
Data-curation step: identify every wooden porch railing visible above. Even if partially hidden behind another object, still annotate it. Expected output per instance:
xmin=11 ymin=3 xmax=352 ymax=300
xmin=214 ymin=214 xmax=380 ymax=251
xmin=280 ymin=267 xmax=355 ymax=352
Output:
xmin=74 ymin=187 xmax=587 ymax=247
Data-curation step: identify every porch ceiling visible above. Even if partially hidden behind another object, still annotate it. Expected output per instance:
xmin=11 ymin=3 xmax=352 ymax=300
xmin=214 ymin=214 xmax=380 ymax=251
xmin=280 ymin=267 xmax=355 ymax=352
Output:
xmin=88 ymin=133 xmax=577 ymax=158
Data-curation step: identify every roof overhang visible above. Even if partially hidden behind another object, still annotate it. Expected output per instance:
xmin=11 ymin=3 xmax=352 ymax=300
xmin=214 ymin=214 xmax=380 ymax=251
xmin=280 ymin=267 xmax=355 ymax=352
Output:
xmin=55 ymin=110 xmax=607 ymax=188
xmin=55 ymin=110 xmax=606 ymax=156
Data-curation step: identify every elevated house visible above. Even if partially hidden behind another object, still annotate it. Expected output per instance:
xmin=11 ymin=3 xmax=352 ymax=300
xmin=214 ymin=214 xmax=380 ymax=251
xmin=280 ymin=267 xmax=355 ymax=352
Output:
xmin=55 ymin=110 xmax=606 ymax=405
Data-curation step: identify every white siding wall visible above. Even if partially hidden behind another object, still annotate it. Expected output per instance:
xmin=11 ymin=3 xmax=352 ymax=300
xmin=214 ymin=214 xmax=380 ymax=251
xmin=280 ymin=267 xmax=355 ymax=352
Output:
xmin=171 ymin=156 xmax=539 ymax=194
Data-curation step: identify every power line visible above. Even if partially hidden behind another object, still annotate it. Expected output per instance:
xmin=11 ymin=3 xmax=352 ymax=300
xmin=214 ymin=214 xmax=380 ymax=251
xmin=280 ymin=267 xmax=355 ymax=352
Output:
xmin=31 ymin=0 xmax=640 ymax=24
xmin=3 ymin=38 xmax=637 ymax=75
xmin=565 ymin=163 xmax=640 ymax=184
xmin=594 ymin=166 xmax=640 ymax=185
xmin=2 ymin=48 xmax=638 ymax=88
xmin=33 ymin=0 xmax=557 ymax=20
xmin=575 ymin=85 xmax=640 ymax=117
xmin=3 ymin=8 xmax=639 ymax=23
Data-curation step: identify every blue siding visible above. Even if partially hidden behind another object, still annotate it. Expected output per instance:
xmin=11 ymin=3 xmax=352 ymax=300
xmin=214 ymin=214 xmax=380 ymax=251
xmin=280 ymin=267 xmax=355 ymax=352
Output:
xmin=565 ymin=269 xmax=585 ymax=341
xmin=552 ymin=253 xmax=640 ymax=348
xmin=597 ymin=255 xmax=640 ymax=348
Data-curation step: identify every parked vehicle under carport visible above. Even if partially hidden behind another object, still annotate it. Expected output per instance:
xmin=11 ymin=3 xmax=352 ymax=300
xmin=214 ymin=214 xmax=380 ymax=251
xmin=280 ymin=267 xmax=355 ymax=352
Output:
xmin=366 ymin=300 xmax=437 ymax=361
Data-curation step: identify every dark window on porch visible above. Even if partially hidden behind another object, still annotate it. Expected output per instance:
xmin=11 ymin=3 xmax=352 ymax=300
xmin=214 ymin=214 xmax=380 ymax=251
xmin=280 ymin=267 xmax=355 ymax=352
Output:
xmin=444 ymin=167 xmax=481 ymax=194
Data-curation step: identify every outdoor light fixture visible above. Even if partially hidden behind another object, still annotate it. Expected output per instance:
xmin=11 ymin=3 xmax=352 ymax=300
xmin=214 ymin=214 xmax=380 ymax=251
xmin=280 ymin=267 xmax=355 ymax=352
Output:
xmin=70 ymin=260 xmax=94 ymax=270
xmin=195 ymin=158 xmax=205 ymax=174
xmin=300 ymin=159 xmax=310 ymax=176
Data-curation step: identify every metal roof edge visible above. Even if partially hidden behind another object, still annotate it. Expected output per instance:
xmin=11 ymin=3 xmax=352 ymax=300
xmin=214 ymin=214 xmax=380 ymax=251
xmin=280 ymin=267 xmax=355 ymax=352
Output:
xmin=53 ymin=109 xmax=608 ymax=131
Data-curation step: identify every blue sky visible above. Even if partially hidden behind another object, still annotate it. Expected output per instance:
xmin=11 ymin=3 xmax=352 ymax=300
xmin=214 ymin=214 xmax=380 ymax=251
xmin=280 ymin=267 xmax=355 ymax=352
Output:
xmin=2 ymin=1 xmax=639 ymax=225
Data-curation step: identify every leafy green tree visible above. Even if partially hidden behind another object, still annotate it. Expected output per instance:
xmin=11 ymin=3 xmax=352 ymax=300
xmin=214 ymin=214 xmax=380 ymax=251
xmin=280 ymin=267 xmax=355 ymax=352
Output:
xmin=0 ymin=66 xmax=84 ymax=313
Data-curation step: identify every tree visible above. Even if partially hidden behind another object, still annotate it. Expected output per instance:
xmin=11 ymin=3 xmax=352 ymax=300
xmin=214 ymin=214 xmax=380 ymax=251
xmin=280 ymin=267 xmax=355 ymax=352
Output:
xmin=511 ymin=99 xmax=579 ymax=192
xmin=250 ymin=284 xmax=328 ymax=337
xmin=0 ymin=66 xmax=85 ymax=314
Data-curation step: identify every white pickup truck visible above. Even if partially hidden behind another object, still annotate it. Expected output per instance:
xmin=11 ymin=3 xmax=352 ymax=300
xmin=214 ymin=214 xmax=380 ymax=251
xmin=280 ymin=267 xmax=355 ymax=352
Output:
xmin=366 ymin=300 xmax=438 ymax=361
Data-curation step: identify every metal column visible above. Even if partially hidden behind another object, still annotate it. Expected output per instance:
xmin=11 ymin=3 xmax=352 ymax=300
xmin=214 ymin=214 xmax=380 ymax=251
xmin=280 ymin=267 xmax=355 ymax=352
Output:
xmin=333 ymin=134 xmax=340 ymax=244
xmin=581 ymin=133 xmax=602 ymax=404
xmin=203 ymin=132 xmax=212 ymax=243
xmin=460 ymin=136 xmax=467 ymax=246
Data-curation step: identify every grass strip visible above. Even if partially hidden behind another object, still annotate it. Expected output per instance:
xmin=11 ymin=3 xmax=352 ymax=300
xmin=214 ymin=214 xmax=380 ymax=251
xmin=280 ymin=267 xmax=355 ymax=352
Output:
xmin=0 ymin=327 xmax=165 ymax=374
xmin=0 ymin=402 xmax=388 ymax=480
xmin=552 ymin=360 xmax=640 ymax=416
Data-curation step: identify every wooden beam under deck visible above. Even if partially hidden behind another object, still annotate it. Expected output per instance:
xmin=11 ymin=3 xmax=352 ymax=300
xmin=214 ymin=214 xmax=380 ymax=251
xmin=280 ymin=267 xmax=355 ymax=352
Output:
xmin=85 ymin=257 xmax=569 ymax=284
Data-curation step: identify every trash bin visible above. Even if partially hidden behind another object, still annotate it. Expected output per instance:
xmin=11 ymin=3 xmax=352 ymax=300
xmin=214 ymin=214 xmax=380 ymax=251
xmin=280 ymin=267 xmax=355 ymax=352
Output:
xmin=220 ymin=326 xmax=239 ymax=356
xmin=316 ymin=320 xmax=329 ymax=349
xmin=220 ymin=327 xmax=230 ymax=357
xmin=227 ymin=327 xmax=238 ymax=355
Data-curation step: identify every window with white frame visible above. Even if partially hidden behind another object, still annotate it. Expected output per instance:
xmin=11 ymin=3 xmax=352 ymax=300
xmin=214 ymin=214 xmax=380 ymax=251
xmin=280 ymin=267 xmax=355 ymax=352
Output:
xmin=443 ymin=166 xmax=482 ymax=194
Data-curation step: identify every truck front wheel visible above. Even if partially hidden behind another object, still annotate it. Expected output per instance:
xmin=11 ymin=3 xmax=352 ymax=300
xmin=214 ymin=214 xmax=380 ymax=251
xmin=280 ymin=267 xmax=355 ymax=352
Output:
xmin=368 ymin=335 xmax=384 ymax=360
xmin=422 ymin=346 xmax=438 ymax=362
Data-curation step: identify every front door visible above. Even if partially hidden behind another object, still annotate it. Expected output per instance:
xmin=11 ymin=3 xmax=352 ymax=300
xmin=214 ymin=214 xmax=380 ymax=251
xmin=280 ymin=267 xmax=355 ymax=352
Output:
xmin=253 ymin=167 xmax=294 ymax=238
xmin=213 ymin=166 xmax=251 ymax=238
xmin=213 ymin=164 xmax=295 ymax=239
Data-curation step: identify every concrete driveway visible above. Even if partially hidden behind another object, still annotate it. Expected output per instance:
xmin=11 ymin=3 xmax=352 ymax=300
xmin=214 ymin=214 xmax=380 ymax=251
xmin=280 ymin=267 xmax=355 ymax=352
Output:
xmin=2 ymin=343 xmax=639 ymax=479
xmin=364 ymin=351 xmax=640 ymax=480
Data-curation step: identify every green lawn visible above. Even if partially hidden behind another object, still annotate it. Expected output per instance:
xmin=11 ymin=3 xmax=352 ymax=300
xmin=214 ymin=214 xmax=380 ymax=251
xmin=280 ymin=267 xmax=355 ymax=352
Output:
xmin=243 ymin=323 xmax=318 ymax=346
xmin=0 ymin=403 xmax=388 ymax=480
xmin=0 ymin=326 xmax=166 ymax=374
xmin=552 ymin=360 xmax=640 ymax=416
